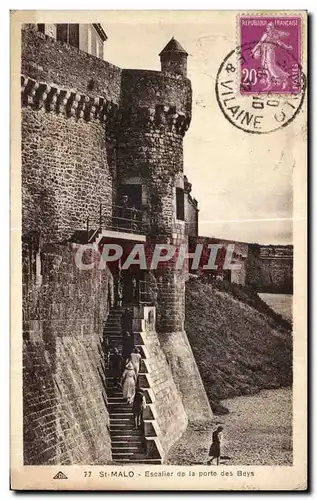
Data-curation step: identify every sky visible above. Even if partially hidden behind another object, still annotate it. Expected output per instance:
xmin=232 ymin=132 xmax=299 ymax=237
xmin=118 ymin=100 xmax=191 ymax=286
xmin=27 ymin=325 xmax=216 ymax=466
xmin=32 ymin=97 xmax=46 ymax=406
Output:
xmin=99 ymin=11 xmax=305 ymax=245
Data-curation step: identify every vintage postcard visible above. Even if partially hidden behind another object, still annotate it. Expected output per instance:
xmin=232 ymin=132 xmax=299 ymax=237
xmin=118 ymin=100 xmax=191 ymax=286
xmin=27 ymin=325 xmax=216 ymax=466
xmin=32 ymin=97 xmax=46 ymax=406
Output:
xmin=10 ymin=10 xmax=307 ymax=490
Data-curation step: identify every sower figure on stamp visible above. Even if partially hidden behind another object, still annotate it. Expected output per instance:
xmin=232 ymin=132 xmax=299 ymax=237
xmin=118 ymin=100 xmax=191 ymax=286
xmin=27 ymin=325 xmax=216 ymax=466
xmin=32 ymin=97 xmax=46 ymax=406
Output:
xmin=207 ymin=426 xmax=223 ymax=465
xmin=251 ymin=22 xmax=293 ymax=91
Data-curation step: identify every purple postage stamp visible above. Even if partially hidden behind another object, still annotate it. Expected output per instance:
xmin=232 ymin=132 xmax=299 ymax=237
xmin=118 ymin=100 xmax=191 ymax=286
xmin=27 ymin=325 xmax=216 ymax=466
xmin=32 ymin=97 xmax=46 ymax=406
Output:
xmin=239 ymin=15 xmax=302 ymax=95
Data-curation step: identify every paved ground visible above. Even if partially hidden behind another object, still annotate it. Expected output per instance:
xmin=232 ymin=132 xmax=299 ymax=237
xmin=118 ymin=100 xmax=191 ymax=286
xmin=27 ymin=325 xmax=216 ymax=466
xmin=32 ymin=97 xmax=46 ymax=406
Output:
xmin=167 ymin=388 xmax=292 ymax=466
xmin=259 ymin=293 xmax=293 ymax=323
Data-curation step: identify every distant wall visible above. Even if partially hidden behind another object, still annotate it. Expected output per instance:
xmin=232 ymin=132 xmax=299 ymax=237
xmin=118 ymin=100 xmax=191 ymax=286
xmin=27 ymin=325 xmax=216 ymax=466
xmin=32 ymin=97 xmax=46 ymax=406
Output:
xmin=246 ymin=244 xmax=293 ymax=293
xmin=23 ymin=241 xmax=113 ymax=464
xmin=189 ymin=236 xmax=247 ymax=286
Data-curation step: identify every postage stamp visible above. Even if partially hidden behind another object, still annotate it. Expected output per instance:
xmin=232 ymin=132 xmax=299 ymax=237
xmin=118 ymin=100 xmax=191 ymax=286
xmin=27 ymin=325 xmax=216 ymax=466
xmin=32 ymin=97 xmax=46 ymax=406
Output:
xmin=215 ymin=14 xmax=306 ymax=135
xmin=239 ymin=15 xmax=302 ymax=95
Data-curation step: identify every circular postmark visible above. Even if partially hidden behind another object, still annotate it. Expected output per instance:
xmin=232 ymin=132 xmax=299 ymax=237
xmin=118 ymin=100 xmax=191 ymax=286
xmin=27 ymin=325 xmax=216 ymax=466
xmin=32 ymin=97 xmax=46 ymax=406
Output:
xmin=215 ymin=42 xmax=306 ymax=134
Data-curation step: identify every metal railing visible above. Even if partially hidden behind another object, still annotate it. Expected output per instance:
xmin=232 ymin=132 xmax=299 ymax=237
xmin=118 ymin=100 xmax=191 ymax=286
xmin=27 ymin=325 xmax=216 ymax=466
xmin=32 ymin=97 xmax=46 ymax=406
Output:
xmin=112 ymin=205 xmax=144 ymax=234
xmin=138 ymin=279 xmax=153 ymax=306
xmin=86 ymin=203 xmax=146 ymax=243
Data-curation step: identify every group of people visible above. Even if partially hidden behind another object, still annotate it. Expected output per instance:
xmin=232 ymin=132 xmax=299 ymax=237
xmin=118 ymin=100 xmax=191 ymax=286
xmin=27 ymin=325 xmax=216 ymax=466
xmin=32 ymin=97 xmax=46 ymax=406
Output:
xmin=108 ymin=308 xmax=225 ymax=457
xmin=108 ymin=308 xmax=146 ymax=430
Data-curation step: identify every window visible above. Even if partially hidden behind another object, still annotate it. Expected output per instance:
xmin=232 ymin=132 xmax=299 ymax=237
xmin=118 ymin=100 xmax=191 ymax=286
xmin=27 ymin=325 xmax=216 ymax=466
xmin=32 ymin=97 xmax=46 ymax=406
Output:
xmin=118 ymin=185 xmax=142 ymax=209
xmin=96 ymin=39 xmax=99 ymax=58
xmin=176 ymin=188 xmax=185 ymax=221
xmin=56 ymin=24 xmax=70 ymax=44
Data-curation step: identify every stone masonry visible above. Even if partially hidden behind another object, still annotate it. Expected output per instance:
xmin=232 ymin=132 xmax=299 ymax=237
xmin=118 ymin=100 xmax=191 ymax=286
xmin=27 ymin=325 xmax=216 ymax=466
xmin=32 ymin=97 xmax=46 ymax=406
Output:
xmin=21 ymin=24 xmax=213 ymax=465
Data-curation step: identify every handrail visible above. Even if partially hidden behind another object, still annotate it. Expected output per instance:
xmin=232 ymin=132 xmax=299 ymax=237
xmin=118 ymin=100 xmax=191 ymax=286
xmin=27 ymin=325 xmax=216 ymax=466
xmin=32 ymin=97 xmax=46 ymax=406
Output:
xmin=86 ymin=203 xmax=146 ymax=243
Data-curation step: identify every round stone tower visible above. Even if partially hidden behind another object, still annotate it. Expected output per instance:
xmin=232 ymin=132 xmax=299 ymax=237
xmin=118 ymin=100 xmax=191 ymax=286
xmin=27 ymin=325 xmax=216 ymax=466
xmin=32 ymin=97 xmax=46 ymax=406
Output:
xmin=159 ymin=37 xmax=188 ymax=77
xmin=117 ymin=40 xmax=212 ymax=422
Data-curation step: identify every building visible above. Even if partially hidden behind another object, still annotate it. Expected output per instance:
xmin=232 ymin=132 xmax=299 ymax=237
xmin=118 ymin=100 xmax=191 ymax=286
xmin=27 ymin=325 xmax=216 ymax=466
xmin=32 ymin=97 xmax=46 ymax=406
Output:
xmin=21 ymin=24 xmax=212 ymax=466
xmin=37 ymin=23 xmax=107 ymax=58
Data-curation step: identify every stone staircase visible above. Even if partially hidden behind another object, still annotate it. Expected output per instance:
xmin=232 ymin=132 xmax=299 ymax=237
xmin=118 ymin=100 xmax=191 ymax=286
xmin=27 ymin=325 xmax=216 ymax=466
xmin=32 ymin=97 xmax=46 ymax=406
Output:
xmin=105 ymin=307 xmax=161 ymax=464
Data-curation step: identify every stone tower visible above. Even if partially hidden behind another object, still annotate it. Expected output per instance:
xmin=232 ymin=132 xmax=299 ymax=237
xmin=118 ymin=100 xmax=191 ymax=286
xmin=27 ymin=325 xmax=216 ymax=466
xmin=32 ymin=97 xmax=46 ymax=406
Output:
xmin=159 ymin=37 xmax=188 ymax=77
xmin=117 ymin=40 xmax=212 ymax=422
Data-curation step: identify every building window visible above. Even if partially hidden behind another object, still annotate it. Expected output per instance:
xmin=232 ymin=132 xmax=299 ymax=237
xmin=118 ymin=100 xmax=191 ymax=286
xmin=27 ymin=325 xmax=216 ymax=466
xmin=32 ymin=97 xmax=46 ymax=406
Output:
xmin=96 ymin=39 xmax=99 ymax=58
xmin=56 ymin=24 xmax=70 ymax=44
xmin=176 ymin=188 xmax=185 ymax=221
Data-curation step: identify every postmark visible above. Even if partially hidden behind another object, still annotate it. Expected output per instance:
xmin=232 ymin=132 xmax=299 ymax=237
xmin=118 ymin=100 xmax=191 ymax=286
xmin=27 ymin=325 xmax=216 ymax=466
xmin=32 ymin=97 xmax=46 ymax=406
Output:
xmin=239 ymin=15 xmax=302 ymax=95
xmin=215 ymin=42 xmax=306 ymax=134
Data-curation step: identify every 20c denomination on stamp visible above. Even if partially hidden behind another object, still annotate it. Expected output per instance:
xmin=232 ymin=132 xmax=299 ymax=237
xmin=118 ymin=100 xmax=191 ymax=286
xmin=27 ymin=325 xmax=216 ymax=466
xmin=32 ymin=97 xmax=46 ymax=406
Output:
xmin=215 ymin=15 xmax=306 ymax=134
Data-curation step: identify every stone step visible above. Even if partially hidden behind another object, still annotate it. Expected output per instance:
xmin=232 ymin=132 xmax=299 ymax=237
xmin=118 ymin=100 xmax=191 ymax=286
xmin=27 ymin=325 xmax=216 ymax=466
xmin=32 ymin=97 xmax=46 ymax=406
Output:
xmin=114 ymin=459 xmax=162 ymax=464
xmin=112 ymin=452 xmax=135 ymax=459
xmin=111 ymin=435 xmax=144 ymax=443
xmin=106 ymin=384 xmax=123 ymax=391
xmin=111 ymin=445 xmax=142 ymax=452
xmin=110 ymin=422 xmax=137 ymax=429
xmin=106 ymin=388 xmax=123 ymax=394
xmin=110 ymin=414 xmax=134 ymax=421
xmin=107 ymin=391 xmax=123 ymax=397
xmin=110 ymin=429 xmax=142 ymax=436
xmin=109 ymin=410 xmax=133 ymax=415
xmin=108 ymin=400 xmax=129 ymax=405
xmin=109 ymin=408 xmax=134 ymax=414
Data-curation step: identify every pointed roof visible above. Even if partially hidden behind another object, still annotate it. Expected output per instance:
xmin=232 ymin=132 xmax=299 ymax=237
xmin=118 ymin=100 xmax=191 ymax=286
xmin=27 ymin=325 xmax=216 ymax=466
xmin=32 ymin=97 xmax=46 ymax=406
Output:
xmin=159 ymin=37 xmax=188 ymax=56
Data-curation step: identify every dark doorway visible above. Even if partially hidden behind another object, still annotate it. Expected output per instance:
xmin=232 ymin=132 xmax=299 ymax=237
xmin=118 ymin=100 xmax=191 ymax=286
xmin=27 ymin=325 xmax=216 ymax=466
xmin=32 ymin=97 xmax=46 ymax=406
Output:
xmin=118 ymin=185 xmax=142 ymax=209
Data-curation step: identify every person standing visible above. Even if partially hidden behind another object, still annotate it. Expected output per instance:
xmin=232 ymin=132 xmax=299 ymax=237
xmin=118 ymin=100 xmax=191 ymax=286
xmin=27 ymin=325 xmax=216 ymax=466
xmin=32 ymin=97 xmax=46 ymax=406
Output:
xmin=207 ymin=426 xmax=223 ymax=465
xmin=121 ymin=308 xmax=133 ymax=335
xmin=122 ymin=331 xmax=134 ymax=364
xmin=110 ymin=347 xmax=123 ymax=388
xmin=130 ymin=347 xmax=142 ymax=377
xmin=132 ymin=388 xmax=146 ymax=430
xmin=121 ymin=361 xmax=137 ymax=404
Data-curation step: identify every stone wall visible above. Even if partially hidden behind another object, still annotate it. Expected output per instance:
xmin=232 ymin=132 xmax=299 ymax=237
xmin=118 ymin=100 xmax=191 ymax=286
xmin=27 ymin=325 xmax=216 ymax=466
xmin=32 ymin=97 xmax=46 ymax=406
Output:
xmin=186 ymin=195 xmax=198 ymax=237
xmin=134 ymin=307 xmax=188 ymax=458
xmin=121 ymin=69 xmax=192 ymax=117
xmin=246 ymin=244 xmax=293 ymax=293
xmin=22 ymin=107 xmax=114 ymax=242
xmin=159 ymin=329 xmax=212 ymax=422
xmin=189 ymin=236 xmax=247 ymax=286
xmin=23 ymin=241 xmax=113 ymax=464
xmin=22 ymin=27 xmax=121 ymax=103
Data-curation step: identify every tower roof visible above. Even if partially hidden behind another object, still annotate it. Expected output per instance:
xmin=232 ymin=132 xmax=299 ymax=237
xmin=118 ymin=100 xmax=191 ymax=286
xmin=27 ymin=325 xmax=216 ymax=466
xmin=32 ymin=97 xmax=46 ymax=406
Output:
xmin=159 ymin=37 xmax=188 ymax=56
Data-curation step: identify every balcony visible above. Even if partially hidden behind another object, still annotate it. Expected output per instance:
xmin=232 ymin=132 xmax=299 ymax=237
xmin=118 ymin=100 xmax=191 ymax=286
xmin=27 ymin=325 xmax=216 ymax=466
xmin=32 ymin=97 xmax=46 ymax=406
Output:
xmin=85 ymin=204 xmax=148 ymax=244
